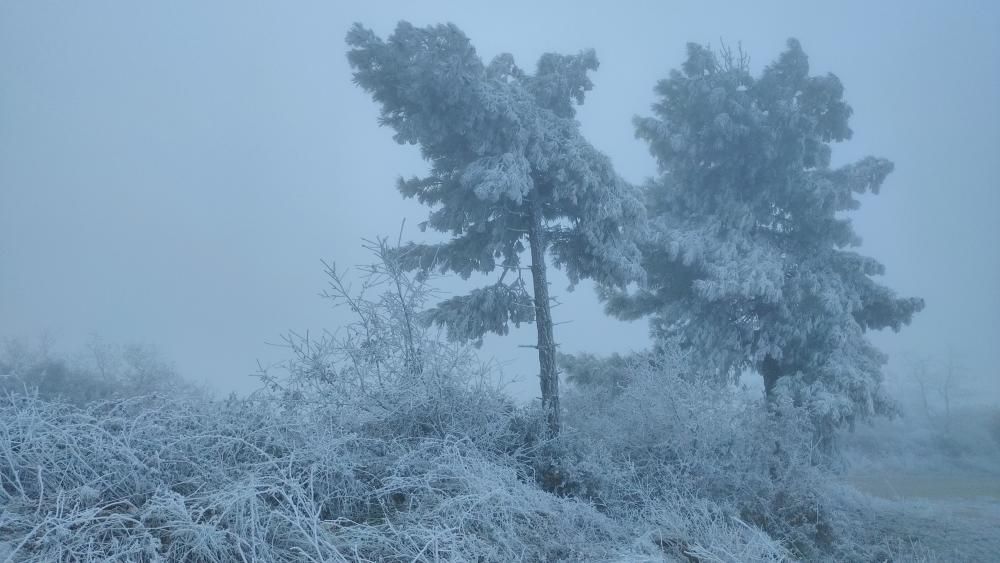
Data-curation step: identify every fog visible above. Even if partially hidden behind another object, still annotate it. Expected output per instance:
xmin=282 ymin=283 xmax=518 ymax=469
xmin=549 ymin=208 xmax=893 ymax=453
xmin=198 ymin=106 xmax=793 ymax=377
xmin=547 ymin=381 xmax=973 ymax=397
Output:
xmin=3 ymin=3 xmax=1000 ymax=560
xmin=2 ymin=1 xmax=997 ymax=403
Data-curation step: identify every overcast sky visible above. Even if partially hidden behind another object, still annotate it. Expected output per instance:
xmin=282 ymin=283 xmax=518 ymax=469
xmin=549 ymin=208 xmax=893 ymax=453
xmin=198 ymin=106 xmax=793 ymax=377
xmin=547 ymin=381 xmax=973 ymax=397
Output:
xmin=2 ymin=1 xmax=997 ymax=401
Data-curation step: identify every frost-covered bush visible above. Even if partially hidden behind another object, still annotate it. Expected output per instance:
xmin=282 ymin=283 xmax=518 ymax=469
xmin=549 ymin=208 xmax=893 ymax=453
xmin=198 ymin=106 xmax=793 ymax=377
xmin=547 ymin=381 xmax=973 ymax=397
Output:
xmin=253 ymin=238 xmax=556 ymax=471
xmin=257 ymin=238 xmax=500 ymax=430
xmin=560 ymin=350 xmax=889 ymax=560
xmin=0 ymin=392 xmax=647 ymax=562
xmin=0 ymin=362 xmax=798 ymax=563
xmin=0 ymin=368 xmax=817 ymax=561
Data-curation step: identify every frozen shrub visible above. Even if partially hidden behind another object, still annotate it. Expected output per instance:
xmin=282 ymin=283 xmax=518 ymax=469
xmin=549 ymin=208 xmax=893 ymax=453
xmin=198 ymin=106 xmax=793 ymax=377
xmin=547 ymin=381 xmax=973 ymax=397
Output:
xmin=256 ymin=238 xmax=505 ymax=433
xmin=561 ymin=350 xmax=875 ymax=560
xmin=333 ymin=437 xmax=637 ymax=562
xmin=0 ymin=392 xmax=666 ymax=562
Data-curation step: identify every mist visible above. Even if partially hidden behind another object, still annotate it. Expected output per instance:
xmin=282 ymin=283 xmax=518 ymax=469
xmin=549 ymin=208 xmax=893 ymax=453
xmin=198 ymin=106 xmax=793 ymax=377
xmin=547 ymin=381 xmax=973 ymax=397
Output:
xmin=1 ymin=1 xmax=998 ymax=560
xmin=3 ymin=1 xmax=996 ymax=401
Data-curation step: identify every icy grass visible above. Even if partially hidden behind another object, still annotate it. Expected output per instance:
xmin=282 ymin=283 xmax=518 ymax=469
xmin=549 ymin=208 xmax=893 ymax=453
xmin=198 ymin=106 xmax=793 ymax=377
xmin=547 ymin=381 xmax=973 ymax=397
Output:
xmin=0 ymin=393 xmax=616 ymax=561
xmin=0 ymin=386 xmax=797 ymax=562
xmin=0 ymin=363 xmax=941 ymax=562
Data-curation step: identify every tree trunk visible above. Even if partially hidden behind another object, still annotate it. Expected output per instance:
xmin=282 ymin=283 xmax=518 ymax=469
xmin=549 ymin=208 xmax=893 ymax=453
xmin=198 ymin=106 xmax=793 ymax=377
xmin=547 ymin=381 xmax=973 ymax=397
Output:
xmin=528 ymin=197 xmax=560 ymax=436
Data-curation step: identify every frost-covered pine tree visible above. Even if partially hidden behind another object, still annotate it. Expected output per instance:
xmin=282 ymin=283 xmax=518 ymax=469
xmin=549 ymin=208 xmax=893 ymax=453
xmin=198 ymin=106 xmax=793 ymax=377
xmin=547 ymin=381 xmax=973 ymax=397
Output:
xmin=347 ymin=22 xmax=646 ymax=434
xmin=603 ymin=40 xmax=923 ymax=431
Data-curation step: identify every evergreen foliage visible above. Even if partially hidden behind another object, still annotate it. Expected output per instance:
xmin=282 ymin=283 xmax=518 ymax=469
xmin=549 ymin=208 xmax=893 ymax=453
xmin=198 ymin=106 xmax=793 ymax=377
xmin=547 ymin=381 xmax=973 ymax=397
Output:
xmin=602 ymin=40 xmax=924 ymax=431
xmin=347 ymin=22 xmax=646 ymax=433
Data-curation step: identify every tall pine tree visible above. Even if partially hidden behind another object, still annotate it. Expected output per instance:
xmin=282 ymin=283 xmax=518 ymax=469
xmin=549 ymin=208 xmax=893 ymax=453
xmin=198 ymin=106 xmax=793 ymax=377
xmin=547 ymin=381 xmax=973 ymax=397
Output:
xmin=347 ymin=22 xmax=645 ymax=434
xmin=603 ymin=40 xmax=923 ymax=432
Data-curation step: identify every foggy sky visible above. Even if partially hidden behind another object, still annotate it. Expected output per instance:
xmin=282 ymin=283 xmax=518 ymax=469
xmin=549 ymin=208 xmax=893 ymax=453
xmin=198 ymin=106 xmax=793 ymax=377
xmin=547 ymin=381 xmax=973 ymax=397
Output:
xmin=1 ymin=1 xmax=997 ymax=402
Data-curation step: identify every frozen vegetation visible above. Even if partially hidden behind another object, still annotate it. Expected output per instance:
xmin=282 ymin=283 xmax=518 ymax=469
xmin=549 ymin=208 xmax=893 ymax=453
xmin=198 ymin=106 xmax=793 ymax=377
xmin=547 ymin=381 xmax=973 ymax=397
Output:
xmin=1 ymin=249 xmax=996 ymax=561
xmin=2 ymin=19 xmax=997 ymax=563
xmin=0 ymin=347 xmax=982 ymax=562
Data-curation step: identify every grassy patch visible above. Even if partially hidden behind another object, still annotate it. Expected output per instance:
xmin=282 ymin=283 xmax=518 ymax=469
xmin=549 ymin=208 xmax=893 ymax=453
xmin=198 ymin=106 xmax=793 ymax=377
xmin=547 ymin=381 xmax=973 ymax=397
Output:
xmin=848 ymin=472 xmax=1000 ymax=501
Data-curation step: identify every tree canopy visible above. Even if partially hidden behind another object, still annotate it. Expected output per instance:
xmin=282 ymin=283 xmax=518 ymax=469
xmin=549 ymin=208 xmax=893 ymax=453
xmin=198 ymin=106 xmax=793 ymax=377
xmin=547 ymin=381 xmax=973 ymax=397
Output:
xmin=347 ymin=22 xmax=646 ymax=433
xmin=603 ymin=40 xmax=924 ymax=430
